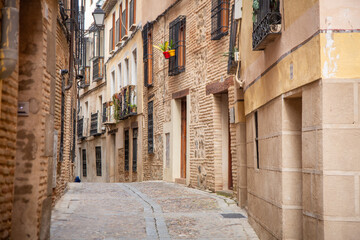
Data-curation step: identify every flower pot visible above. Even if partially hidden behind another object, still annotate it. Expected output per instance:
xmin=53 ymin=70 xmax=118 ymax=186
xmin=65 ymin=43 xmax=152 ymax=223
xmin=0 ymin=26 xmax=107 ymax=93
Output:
xmin=169 ymin=49 xmax=175 ymax=57
xmin=163 ymin=51 xmax=170 ymax=59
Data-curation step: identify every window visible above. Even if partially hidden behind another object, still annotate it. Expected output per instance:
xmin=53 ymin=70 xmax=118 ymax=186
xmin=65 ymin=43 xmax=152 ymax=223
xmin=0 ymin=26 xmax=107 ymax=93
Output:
xmin=169 ymin=16 xmax=186 ymax=76
xmin=111 ymin=71 xmax=115 ymax=96
xmin=95 ymin=146 xmax=102 ymax=176
xmin=227 ymin=4 xmax=238 ymax=74
xmin=211 ymin=0 xmax=230 ymax=40
xmin=102 ymin=102 xmax=107 ymax=123
xmin=117 ymin=63 xmax=122 ymax=90
xmin=121 ymin=8 xmax=127 ymax=38
xmin=124 ymin=58 xmax=129 ymax=86
xmin=142 ymin=22 xmax=153 ymax=86
xmin=131 ymin=49 xmax=137 ymax=85
xmin=132 ymin=128 xmax=138 ymax=172
xmin=254 ymin=111 xmax=259 ymax=169
xmin=82 ymin=149 xmax=87 ymax=177
xmin=119 ymin=3 xmax=123 ymax=41
xmin=129 ymin=0 xmax=136 ymax=28
xmin=109 ymin=12 xmax=115 ymax=52
xmin=124 ymin=130 xmax=129 ymax=171
xmin=148 ymin=101 xmax=154 ymax=153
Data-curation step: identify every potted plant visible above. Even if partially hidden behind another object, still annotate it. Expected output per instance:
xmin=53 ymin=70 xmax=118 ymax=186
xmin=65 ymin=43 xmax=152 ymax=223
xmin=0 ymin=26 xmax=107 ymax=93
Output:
xmin=130 ymin=104 xmax=137 ymax=113
xmin=168 ymin=39 xmax=175 ymax=57
xmin=154 ymin=41 xmax=170 ymax=59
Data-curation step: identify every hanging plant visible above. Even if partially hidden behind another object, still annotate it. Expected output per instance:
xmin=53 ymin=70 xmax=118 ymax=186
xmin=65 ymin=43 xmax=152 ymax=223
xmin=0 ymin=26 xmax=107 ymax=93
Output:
xmin=112 ymin=94 xmax=121 ymax=122
xmin=154 ymin=41 xmax=170 ymax=59
xmin=168 ymin=39 xmax=176 ymax=57
xmin=252 ymin=0 xmax=259 ymax=23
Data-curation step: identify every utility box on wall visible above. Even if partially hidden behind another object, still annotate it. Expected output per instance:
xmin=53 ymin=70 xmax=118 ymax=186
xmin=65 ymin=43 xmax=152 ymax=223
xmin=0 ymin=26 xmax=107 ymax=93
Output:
xmin=235 ymin=0 xmax=243 ymax=20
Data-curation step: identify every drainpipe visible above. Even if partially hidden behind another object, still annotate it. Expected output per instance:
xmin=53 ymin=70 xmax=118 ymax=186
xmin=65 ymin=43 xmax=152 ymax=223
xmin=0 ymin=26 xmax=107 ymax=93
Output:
xmin=65 ymin=0 xmax=74 ymax=90
xmin=0 ymin=0 xmax=19 ymax=79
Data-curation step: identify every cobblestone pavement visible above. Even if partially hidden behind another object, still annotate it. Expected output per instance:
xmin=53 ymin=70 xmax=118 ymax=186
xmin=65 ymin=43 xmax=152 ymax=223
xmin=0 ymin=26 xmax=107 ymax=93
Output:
xmin=51 ymin=181 xmax=258 ymax=240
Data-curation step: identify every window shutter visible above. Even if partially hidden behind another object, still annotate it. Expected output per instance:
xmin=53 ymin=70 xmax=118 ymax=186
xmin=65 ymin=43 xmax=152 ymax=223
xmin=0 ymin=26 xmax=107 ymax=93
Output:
xmin=228 ymin=4 xmax=238 ymax=74
xmin=142 ymin=23 xmax=149 ymax=87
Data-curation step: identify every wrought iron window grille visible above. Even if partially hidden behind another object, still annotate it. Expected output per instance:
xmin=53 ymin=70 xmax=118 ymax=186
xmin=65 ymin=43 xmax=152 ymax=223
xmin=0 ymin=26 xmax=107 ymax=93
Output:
xmin=95 ymin=146 xmax=102 ymax=176
xmin=148 ymin=101 xmax=154 ymax=154
xmin=252 ymin=0 xmax=281 ymax=51
xmin=169 ymin=16 xmax=186 ymax=76
xmin=82 ymin=149 xmax=87 ymax=177
xmin=124 ymin=130 xmax=130 ymax=171
xmin=211 ymin=0 xmax=230 ymax=40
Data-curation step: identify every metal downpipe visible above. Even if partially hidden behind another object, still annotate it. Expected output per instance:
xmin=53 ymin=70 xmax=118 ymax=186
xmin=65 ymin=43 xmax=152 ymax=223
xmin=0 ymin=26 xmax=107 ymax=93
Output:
xmin=0 ymin=0 xmax=19 ymax=79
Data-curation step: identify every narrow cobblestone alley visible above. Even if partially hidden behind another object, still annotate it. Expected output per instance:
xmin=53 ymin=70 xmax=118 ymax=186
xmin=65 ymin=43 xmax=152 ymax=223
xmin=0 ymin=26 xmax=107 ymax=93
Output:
xmin=50 ymin=182 xmax=258 ymax=239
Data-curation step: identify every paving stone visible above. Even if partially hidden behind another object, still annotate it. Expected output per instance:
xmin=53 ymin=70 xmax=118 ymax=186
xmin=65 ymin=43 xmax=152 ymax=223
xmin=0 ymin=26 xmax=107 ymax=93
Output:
xmin=51 ymin=181 xmax=258 ymax=240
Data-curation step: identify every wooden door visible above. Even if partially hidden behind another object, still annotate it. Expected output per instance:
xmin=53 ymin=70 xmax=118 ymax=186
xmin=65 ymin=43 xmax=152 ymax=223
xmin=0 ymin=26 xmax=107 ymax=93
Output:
xmin=228 ymin=115 xmax=233 ymax=190
xmin=181 ymin=98 xmax=187 ymax=178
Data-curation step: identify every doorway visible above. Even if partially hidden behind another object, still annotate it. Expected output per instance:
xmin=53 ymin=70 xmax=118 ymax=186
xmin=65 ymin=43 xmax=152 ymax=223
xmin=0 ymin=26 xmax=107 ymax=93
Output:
xmin=181 ymin=98 xmax=187 ymax=179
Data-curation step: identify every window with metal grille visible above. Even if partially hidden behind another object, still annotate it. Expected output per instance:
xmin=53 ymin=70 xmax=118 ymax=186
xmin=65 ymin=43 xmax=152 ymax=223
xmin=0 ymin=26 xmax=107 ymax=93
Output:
xmin=124 ymin=130 xmax=129 ymax=171
xmin=132 ymin=128 xmax=138 ymax=172
xmin=254 ymin=111 xmax=259 ymax=169
xmin=211 ymin=0 xmax=230 ymax=40
xmin=82 ymin=149 xmax=87 ymax=177
xmin=142 ymin=22 xmax=153 ymax=86
xmin=169 ymin=16 xmax=186 ymax=76
xmin=95 ymin=146 xmax=102 ymax=176
xmin=227 ymin=4 xmax=238 ymax=74
xmin=148 ymin=101 xmax=154 ymax=153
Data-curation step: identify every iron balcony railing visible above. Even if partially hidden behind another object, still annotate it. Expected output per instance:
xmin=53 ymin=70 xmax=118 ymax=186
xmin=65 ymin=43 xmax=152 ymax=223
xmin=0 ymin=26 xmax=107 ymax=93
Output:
xmin=252 ymin=0 xmax=281 ymax=51
xmin=112 ymin=85 xmax=137 ymax=121
xmin=93 ymin=56 xmax=104 ymax=81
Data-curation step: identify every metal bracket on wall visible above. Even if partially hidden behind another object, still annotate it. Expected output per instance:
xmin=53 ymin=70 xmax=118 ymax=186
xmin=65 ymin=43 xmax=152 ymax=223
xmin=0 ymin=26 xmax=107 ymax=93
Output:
xmin=18 ymin=102 xmax=29 ymax=116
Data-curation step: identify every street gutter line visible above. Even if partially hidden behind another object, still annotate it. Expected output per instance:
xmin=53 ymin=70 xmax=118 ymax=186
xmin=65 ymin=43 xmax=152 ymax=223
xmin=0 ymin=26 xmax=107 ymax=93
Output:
xmin=120 ymin=183 xmax=171 ymax=240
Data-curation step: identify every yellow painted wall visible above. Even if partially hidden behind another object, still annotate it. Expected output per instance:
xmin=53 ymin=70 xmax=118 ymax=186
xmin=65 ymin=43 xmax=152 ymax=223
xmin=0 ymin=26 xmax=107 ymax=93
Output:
xmin=320 ymin=32 xmax=360 ymax=79
xmin=240 ymin=0 xmax=321 ymax=115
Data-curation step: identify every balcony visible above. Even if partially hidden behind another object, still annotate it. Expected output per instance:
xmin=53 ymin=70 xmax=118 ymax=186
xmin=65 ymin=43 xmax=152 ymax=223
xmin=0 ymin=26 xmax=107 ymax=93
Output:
xmin=93 ymin=56 xmax=104 ymax=82
xmin=252 ymin=0 xmax=281 ymax=51
xmin=112 ymin=85 xmax=137 ymax=121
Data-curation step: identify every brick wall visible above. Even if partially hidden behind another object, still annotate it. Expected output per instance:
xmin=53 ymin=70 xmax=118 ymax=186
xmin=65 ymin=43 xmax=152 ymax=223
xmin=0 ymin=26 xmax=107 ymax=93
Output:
xmin=142 ymin=0 xmax=238 ymax=194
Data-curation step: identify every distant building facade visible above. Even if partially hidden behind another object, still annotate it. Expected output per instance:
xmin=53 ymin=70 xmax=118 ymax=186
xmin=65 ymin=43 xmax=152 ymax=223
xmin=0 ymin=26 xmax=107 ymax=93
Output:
xmin=0 ymin=0 xmax=78 ymax=239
